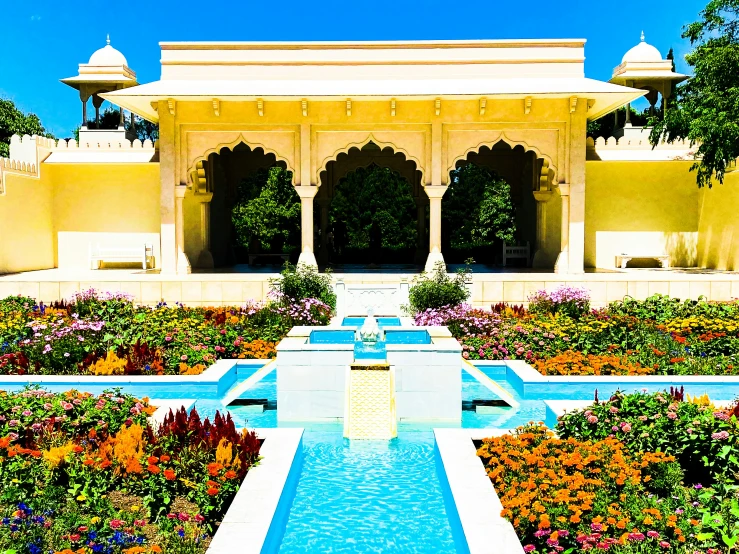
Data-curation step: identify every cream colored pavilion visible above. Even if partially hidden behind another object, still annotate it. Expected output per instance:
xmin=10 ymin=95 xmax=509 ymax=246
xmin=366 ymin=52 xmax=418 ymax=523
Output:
xmin=102 ymin=39 xmax=644 ymax=275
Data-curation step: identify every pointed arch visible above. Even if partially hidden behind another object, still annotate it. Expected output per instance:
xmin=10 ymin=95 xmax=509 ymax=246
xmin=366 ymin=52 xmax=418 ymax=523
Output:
xmin=449 ymin=132 xmax=557 ymax=184
xmin=187 ymin=133 xmax=296 ymax=189
xmin=317 ymin=134 xmax=424 ymax=186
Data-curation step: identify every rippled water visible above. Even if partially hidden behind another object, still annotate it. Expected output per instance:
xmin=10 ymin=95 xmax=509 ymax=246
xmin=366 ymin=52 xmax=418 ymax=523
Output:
xmin=279 ymin=428 xmax=457 ymax=553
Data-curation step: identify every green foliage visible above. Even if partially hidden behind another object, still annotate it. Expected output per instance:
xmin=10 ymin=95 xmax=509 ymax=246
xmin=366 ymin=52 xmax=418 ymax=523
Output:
xmin=72 ymin=107 xmax=158 ymax=142
xmin=407 ymin=261 xmax=471 ymax=313
xmin=269 ymin=263 xmax=336 ymax=310
xmin=0 ymin=98 xmax=55 ymax=158
xmin=649 ymin=0 xmax=739 ymax=187
xmin=330 ymin=165 xmax=417 ymax=250
xmin=608 ymin=294 xmax=739 ymax=322
xmin=444 ymin=163 xmax=516 ymax=248
xmin=231 ymin=166 xmax=300 ymax=253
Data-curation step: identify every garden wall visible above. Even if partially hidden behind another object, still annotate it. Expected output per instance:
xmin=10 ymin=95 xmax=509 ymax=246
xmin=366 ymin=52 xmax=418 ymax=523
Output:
xmin=697 ymin=170 xmax=739 ymax=271
xmin=0 ymin=171 xmax=54 ymax=274
xmin=585 ymin=160 xmax=700 ymax=269
xmin=46 ymin=163 xmax=161 ymax=269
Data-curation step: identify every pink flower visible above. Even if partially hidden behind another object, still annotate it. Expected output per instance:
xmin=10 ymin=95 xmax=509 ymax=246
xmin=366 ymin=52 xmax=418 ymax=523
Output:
xmin=659 ymin=541 xmax=670 ymax=548
xmin=180 ymin=355 xmax=188 ymax=362
xmin=712 ymin=431 xmax=730 ymax=441
xmin=621 ymin=423 xmax=632 ymax=432
xmin=667 ymin=412 xmax=677 ymax=420
xmin=646 ymin=531 xmax=660 ymax=539
xmin=61 ymin=402 xmax=74 ymax=411
xmin=587 ymin=415 xmax=598 ymax=424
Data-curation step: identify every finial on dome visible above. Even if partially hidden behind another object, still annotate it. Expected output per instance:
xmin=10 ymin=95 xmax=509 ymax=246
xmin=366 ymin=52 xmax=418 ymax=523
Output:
xmin=640 ymin=30 xmax=645 ymax=42
xmin=106 ymin=34 xmax=110 ymax=45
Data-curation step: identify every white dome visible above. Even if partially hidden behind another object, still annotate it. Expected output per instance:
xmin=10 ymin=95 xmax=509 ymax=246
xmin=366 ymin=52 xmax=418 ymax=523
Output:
xmin=88 ymin=37 xmax=128 ymax=67
xmin=622 ymin=32 xmax=663 ymax=63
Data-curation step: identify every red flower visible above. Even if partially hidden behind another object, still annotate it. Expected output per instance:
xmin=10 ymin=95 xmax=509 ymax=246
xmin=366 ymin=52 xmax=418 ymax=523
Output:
xmin=164 ymin=469 xmax=176 ymax=481
xmin=73 ymin=446 xmax=84 ymax=454
xmin=224 ymin=470 xmax=237 ymax=479
xmin=147 ymin=464 xmax=160 ymax=474
xmin=207 ymin=487 xmax=219 ymax=496
xmin=70 ymin=533 xmax=81 ymax=541
xmin=160 ymin=455 xmax=171 ymax=462
xmin=147 ymin=456 xmax=159 ymax=465
xmin=100 ymin=460 xmax=112 ymax=469
xmin=207 ymin=462 xmax=223 ymax=477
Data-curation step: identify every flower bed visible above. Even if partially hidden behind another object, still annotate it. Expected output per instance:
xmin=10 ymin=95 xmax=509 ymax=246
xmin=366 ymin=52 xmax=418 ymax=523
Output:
xmin=0 ymin=387 xmax=260 ymax=554
xmin=0 ymin=290 xmax=331 ymax=376
xmin=479 ymin=390 xmax=739 ymax=553
xmin=416 ymin=290 xmax=739 ymax=376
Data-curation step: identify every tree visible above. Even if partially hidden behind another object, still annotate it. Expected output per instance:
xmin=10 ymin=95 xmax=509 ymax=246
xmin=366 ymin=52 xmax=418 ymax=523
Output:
xmin=587 ymin=106 xmax=654 ymax=140
xmin=649 ymin=0 xmax=739 ymax=187
xmin=0 ymin=99 xmax=55 ymax=158
xmin=444 ymin=163 xmax=516 ymax=249
xmin=329 ymin=164 xmax=417 ymax=251
xmin=73 ymin=107 xmax=159 ymax=143
xmin=231 ymin=166 xmax=300 ymax=253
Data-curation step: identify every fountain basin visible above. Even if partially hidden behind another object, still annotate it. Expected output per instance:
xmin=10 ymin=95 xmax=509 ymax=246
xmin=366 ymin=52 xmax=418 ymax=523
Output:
xmin=277 ymin=325 xmax=462 ymax=422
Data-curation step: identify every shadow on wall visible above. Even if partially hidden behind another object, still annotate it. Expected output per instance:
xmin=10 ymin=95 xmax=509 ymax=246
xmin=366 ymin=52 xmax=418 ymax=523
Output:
xmin=697 ymin=177 xmax=739 ymax=271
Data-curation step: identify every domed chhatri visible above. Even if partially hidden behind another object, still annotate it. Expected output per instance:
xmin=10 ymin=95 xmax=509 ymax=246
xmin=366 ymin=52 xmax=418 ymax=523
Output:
xmin=60 ymin=35 xmax=138 ymax=140
xmin=621 ymin=31 xmax=663 ymax=64
xmin=87 ymin=35 xmax=129 ymax=67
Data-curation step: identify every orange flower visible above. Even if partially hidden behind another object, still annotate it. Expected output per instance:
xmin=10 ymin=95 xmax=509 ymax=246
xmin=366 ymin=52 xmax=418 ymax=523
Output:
xmin=100 ymin=460 xmax=112 ymax=469
xmin=207 ymin=462 xmax=223 ymax=477
xmin=164 ymin=469 xmax=176 ymax=481
xmin=0 ymin=437 xmax=10 ymax=449
xmin=7 ymin=449 xmax=17 ymax=458
xmin=207 ymin=487 xmax=219 ymax=496
xmin=147 ymin=464 xmax=160 ymax=474
xmin=147 ymin=456 xmax=159 ymax=465
xmin=224 ymin=470 xmax=237 ymax=479
xmin=151 ymin=547 xmax=162 ymax=553
xmin=88 ymin=429 xmax=97 ymax=439
xmin=73 ymin=445 xmax=84 ymax=454
xmin=160 ymin=455 xmax=170 ymax=462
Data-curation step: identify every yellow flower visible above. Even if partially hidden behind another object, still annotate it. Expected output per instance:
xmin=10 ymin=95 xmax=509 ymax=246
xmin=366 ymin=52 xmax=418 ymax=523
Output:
xmin=90 ymin=516 xmax=101 ymax=524
xmin=77 ymin=495 xmax=86 ymax=502
xmin=131 ymin=505 xmax=140 ymax=512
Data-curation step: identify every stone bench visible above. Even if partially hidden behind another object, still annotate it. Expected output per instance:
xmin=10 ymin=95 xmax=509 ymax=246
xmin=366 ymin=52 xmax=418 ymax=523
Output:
xmin=89 ymin=243 xmax=153 ymax=270
xmin=503 ymin=241 xmax=530 ymax=267
xmin=616 ymin=254 xmax=670 ymax=269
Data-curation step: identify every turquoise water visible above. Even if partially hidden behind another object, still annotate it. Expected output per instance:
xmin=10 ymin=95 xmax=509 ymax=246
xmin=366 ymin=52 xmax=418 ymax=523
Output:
xmin=191 ymin=365 xmax=541 ymax=553
xmin=342 ymin=317 xmax=402 ymax=327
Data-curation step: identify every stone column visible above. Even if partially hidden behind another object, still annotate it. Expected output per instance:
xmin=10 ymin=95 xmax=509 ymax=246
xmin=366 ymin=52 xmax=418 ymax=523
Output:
xmin=158 ymin=101 xmax=177 ymax=274
xmin=554 ymin=184 xmax=570 ymax=274
xmin=414 ymin=198 xmax=427 ymax=265
xmin=92 ymin=94 xmax=104 ymax=128
xmin=568 ymin=100 xmax=587 ymax=274
xmin=175 ymin=186 xmax=191 ymax=274
xmin=424 ymin=185 xmax=448 ymax=272
xmin=317 ymin=198 xmax=330 ymax=264
xmin=296 ymin=185 xmax=319 ymax=268
xmin=532 ymin=190 xmax=553 ymax=268
xmin=196 ymin=192 xmax=214 ymax=269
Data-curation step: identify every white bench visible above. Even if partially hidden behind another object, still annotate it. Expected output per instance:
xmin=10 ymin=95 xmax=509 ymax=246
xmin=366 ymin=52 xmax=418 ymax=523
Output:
xmin=503 ymin=241 xmax=530 ymax=267
xmin=89 ymin=243 xmax=153 ymax=270
xmin=616 ymin=254 xmax=670 ymax=269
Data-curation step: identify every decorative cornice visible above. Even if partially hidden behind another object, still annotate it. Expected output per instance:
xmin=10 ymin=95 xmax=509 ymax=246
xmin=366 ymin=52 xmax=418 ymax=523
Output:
xmin=479 ymin=98 xmax=486 ymax=116
xmin=435 ymin=98 xmax=441 ymax=116
xmin=390 ymin=98 xmax=396 ymax=117
xmin=346 ymin=99 xmax=352 ymax=117
xmin=167 ymin=99 xmax=176 ymax=116
xmin=301 ymin=99 xmax=308 ymax=117
xmin=212 ymin=99 xmax=220 ymax=117
xmin=257 ymin=98 xmax=264 ymax=116
xmin=524 ymin=96 xmax=532 ymax=115
xmin=569 ymin=96 xmax=578 ymax=113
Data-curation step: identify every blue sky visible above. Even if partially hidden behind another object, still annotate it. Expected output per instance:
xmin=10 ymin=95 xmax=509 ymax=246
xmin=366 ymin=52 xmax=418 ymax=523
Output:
xmin=0 ymin=0 xmax=706 ymax=138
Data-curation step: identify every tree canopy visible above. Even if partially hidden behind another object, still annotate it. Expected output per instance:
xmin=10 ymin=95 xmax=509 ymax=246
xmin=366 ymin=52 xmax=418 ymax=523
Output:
xmin=444 ymin=163 xmax=516 ymax=249
xmin=650 ymin=0 xmax=739 ymax=187
xmin=231 ymin=166 xmax=300 ymax=253
xmin=0 ymin=99 xmax=55 ymax=158
xmin=330 ymin=164 xmax=418 ymax=251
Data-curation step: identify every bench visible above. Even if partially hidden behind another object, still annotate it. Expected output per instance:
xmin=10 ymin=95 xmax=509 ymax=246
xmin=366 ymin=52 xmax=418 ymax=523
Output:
xmin=90 ymin=243 xmax=153 ymax=270
xmin=248 ymin=253 xmax=290 ymax=266
xmin=616 ymin=254 xmax=670 ymax=269
xmin=503 ymin=241 xmax=531 ymax=267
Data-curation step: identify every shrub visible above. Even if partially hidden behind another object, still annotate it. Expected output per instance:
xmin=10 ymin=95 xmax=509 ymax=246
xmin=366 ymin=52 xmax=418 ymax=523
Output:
xmin=608 ymin=294 xmax=739 ymax=322
xmin=269 ymin=263 xmax=336 ymax=310
xmin=528 ymin=285 xmax=590 ymax=318
xmin=407 ymin=261 xmax=471 ymax=313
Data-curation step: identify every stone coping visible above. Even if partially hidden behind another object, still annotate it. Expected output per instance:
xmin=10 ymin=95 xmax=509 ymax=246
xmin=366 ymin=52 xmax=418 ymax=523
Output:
xmin=434 ymin=428 xmax=524 ymax=554
xmin=207 ymin=427 xmax=304 ymax=554
xmin=0 ymin=359 xmax=269 ymax=399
